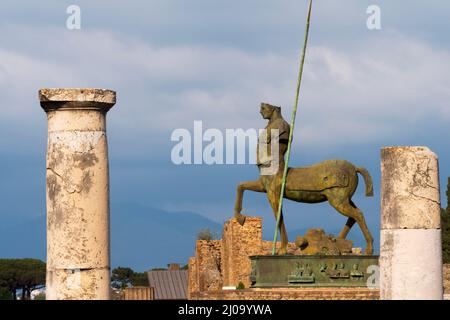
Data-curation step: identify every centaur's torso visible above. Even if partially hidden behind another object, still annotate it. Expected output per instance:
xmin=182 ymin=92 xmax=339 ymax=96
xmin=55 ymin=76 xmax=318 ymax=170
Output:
xmin=256 ymin=117 xmax=290 ymax=168
xmin=256 ymin=116 xmax=353 ymax=203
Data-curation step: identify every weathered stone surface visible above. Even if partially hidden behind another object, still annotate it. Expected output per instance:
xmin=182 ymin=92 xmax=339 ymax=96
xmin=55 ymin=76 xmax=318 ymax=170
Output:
xmin=380 ymin=229 xmax=443 ymax=300
xmin=187 ymin=257 xmax=198 ymax=299
xmin=41 ymin=88 xmax=115 ymax=300
xmin=294 ymin=228 xmax=353 ymax=255
xmin=191 ymin=287 xmax=380 ymax=300
xmin=196 ymin=240 xmax=222 ymax=292
xmin=39 ymin=88 xmax=116 ymax=105
xmin=46 ymin=268 xmax=110 ymax=300
xmin=444 ymin=264 xmax=450 ymax=294
xmin=381 ymin=146 xmax=441 ymax=230
xmin=46 ymin=111 xmax=106 ymax=132
xmin=221 ymin=217 xmax=263 ymax=288
xmin=261 ymin=241 xmax=298 ymax=255
xmin=380 ymin=146 xmax=443 ymax=300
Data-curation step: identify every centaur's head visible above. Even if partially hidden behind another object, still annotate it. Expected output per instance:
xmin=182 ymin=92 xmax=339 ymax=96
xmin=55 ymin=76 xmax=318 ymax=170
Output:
xmin=260 ymin=102 xmax=281 ymax=120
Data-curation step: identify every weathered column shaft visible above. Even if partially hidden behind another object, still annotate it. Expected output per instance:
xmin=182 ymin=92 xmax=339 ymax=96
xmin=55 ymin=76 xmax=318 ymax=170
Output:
xmin=40 ymin=88 xmax=116 ymax=300
xmin=380 ymin=146 xmax=443 ymax=300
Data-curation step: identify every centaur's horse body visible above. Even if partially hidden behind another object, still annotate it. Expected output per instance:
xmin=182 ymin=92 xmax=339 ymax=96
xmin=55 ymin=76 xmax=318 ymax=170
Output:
xmin=234 ymin=103 xmax=374 ymax=255
xmin=284 ymin=159 xmax=373 ymax=205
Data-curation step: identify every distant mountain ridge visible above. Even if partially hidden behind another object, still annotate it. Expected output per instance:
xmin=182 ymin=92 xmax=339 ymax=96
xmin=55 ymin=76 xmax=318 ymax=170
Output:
xmin=0 ymin=203 xmax=221 ymax=272
xmin=0 ymin=203 xmax=367 ymax=272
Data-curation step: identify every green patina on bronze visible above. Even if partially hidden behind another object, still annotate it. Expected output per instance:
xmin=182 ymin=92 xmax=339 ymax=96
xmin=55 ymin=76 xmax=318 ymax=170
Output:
xmin=233 ymin=104 xmax=375 ymax=255
xmin=249 ymin=255 xmax=379 ymax=288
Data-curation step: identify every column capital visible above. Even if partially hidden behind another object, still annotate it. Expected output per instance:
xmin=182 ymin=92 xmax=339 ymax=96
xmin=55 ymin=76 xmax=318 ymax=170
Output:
xmin=39 ymin=88 xmax=116 ymax=112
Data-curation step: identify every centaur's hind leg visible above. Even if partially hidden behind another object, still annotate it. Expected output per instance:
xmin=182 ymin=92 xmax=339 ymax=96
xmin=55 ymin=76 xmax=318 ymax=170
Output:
xmin=267 ymin=190 xmax=288 ymax=255
xmin=234 ymin=180 xmax=265 ymax=225
xmin=328 ymin=198 xmax=373 ymax=255
xmin=338 ymin=217 xmax=355 ymax=239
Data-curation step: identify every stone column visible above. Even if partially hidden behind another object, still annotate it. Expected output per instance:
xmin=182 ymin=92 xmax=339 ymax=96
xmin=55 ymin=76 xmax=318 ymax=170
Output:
xmin=380 ymin=146 xmax=443 ymax=300
xmin=40 ymin=88 xmax=116 ymax=300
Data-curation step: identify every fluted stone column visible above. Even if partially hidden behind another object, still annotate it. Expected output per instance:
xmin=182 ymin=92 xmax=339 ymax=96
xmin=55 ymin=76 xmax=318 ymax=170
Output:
xmin=380 ymin=146 xmax=443 ymax=300
xmin=40 ymin=88 xmax=116 ymax=300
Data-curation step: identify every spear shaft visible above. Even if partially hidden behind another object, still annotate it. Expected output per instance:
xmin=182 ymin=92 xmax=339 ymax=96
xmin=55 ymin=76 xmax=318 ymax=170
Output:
xmin=272 ymin=0 xmax=313 ymax=255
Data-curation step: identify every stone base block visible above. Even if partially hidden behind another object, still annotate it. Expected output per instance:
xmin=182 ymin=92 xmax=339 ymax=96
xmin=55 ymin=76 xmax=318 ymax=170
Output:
xmin=380 ymin=229 xmax=443 ymax=300
xmin=190 ymin=287 xmax=379 ymax=300
xmin=46 ymin=268 xmax=110 ymax=300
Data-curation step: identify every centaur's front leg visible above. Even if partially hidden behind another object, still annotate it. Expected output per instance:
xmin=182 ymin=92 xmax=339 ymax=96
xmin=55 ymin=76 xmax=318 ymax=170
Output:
xmin=234 ymin=180 xmax=265 ymax=225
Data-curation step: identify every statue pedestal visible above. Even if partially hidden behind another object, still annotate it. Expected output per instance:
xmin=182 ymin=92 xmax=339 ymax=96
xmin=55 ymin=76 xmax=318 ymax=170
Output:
xmin=250 ymin=255 xmax=379 ymax=288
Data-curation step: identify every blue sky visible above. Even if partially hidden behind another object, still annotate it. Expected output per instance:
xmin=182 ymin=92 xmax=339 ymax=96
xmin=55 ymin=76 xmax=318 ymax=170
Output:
xmin=0 ymin=1 xmax=449 ymax=253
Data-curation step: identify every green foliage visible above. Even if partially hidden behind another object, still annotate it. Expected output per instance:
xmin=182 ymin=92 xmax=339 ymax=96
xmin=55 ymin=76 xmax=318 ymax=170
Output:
xmin=111 ymin=267 xmax=149 ymax=288
xmin=446 ymin=177 xmax=450 ymax=214
xmin=0 ymin=287 xmax=12 ymax=300
xmin=443 ymin=211 xmax=450 ymax=263
xmin=111 ymin=267 xmax=134 ymax=289
xmin=0 ymin=258 xmax=46 ymax=300
xmin=236 ymin=282 xmax=245 ymax=290
xmin=197 ymin=228 xmax=217 ymax=241
xmin=181 ymin=264 xmax=189 ymax=270
xmin=442 ymin=178 xmax=450 ymax=263
xmin=34 ymin=292 xmax=46 ymax=300
xmin=132 ymin=272 xmax=149 ymax=287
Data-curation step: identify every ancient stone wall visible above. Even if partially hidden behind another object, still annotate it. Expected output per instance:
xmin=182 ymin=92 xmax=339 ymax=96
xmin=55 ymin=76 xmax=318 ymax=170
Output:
xmin=221 ymin=217 xmax=263 ymax=288
xmin=189 ymin=217 xmax=295 ymax=297
xmin=444 ymin=264 xmax=450 ymax=294
xmin=187 ymin=257 xmax=198 ymax=299
xmin=190 ymin=288 xmax=380 ymax=300
xmin=261 ymin=240 xmax=298 ymax=255
xmin=195 ymin=240 xmax=223 ymax=292
xmin=189 ymin=217 xmax=374 ymax=300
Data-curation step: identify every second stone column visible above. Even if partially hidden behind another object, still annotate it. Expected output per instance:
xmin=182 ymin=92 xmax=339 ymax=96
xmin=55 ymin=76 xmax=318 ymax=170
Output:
xmin=380 ymin=146 xmax=443 ymax=300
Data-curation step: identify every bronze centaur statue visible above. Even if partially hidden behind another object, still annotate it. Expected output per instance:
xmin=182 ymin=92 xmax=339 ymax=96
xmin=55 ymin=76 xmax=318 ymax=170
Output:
xmin=234 ymin=103 xmax=374 ymax=255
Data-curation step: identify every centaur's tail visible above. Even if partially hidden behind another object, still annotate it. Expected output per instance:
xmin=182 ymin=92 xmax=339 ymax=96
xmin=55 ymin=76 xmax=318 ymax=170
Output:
xmin=356 ymin=167 xmax=374 ymax=197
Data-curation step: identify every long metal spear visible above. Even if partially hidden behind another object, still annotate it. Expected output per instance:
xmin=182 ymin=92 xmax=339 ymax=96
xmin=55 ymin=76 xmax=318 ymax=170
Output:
xmin=272 ymin=0 xmax=313 ymax=255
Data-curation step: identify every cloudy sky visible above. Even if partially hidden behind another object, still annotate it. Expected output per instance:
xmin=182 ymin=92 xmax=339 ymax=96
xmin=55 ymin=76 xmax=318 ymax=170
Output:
xmin=1 ymin=0 xmax=449 ymax=252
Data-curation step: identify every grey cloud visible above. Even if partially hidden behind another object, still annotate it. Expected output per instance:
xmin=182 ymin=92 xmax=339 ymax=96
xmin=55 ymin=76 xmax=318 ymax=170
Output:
xmin=1 ymin=22 xmax=449 ymax=156
xmin=0 ymin=1 xmax=449 ymax=235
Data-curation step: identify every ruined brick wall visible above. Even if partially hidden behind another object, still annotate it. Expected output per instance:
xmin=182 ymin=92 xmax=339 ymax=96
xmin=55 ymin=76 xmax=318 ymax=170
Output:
xmin=188 ymin=217 xmax=380 ymax=300
xmin=195 ymin=240 xmax=223 ymax=292
xmin=190 ymin=288 xmax=380 ymax=300
xmin=221 ymin=217 xmax=263 ymax=288
xmin=189 ymin=216 xmax=310 ymax=297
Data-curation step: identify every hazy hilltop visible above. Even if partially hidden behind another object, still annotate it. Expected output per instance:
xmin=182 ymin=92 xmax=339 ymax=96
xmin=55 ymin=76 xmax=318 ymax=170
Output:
xmin=0 ymin=203 xmax=221 ymax=271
